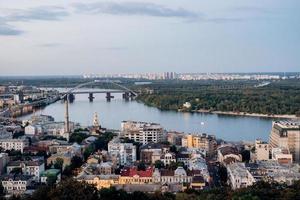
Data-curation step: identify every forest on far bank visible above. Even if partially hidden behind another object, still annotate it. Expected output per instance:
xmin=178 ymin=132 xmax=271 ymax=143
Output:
xmin=135 ymin=79 xmax=300 ymax=116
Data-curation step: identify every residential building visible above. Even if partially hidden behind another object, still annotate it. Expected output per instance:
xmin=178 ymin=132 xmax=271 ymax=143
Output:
xmin=167 ymin=132 xmax=184 ymax=146
xmin=108 ymin=137 xmax=136 ymax=166
xmin=140 ymin=143 xmax=169 ymax=164
xmin=22 ymin=114 xmax=54 ymax=126
xmin=99 ymin=162 xmax=113 ymax=175
xmin=153 ymin=167 xmax=193 ymax=185
xmin=246 ymin=161 xmax=300 ymax=185
xmin=269 ymin=121 xmax=300 ymax=162
xmin=119 ymin=167 xmax=153 ymax=185
xmin=217 ymin=145 xmax=242 ymax=165
xmin=0 ymin=139 xmax=28 ymax=153
xmin=187 ymin=154 xmax=209 ymax=182
xmin=121 ymin=121 xmax=166 ymax=144
xmin=176 ymin=153 xmax=190 ymax=166
xmin=227 ymin=162 xmax=256 ymax=189
xmin=1 ymin=174 xmax=33 ymax=195
xmin=272 ymin=147 xmax=293 ymax=164
xmin=76 ymin=174 xmax=120 ymax=189
xmin=0 ymin=153 xmax=9 ymax=175
xmin=182 ymin=134 xmax=217 ymax=156
xmin=7 ymin=160 xmax=45 ymax=181
xmin=190 ymin=175 xmax=206 ymax=190
xmin=161 ymin=152 xmax=176 ymax=166
xmin=255 ymin=139 xmax=270 ymax=161
xmin=24 ymin=124 xmax=43 ymax=137
xmin=47 ymin=152 xmax=73 ymax=170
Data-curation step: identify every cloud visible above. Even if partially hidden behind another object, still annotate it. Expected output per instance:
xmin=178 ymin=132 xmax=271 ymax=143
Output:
xmin=73 ymin=2 xmax=198 ymax=19
xmin=5 ymin=6 xmax=69 ymax=22
xmin=0 ymin=6 xmax=69 ymax=36
xmin=37 ymin=43 xmax=62 ymax=47
xmin=0 ymin=21 xmax=23 ymax=36
xmin=205 ymin=17 xmax=245 ymax=23
xmin=232 ymin=6 xmax=272 ymax=14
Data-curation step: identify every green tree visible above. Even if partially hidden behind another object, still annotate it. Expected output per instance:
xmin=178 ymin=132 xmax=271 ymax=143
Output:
xmin=154 ymin=160 xmax=164 ymax=169
xmin=54 ymin=158 xmax=64 ymax=170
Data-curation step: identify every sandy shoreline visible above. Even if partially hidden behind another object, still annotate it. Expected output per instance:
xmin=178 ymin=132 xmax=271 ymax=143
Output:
xmin=181 ymin=109 xmax=299 ymax=119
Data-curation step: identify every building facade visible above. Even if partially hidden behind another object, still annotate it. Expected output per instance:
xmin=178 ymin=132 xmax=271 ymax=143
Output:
xmin=121 ymin=121 xmax=166 ymax=144
xmin=182 ymin=134 xmax=217 ymax=156
xmin=269 ymin=121 xmax=300 ymax=162
xmin=0 ymin=139 xmax=28 ymax=153
xmin=108 ymin=137 xmax=136 ymax=166
xmin=255 ymin=139 xmax=270 ymax=161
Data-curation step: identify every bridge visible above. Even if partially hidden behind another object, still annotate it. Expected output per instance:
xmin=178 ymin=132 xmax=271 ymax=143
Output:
xmin=61 ymin=80 xmax=138 ymax=134
xmin=59 ymin=90 xmax=136 ymax=102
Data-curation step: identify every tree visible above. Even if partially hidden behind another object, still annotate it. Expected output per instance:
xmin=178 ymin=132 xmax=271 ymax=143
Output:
xmin=137 ymin=162 xmax=146 ymax=171
xmin=218 ymin=165 xmax=228 ymax=186
xmin=71 ymin=155 xmax=83 ymax=169
xmin=170 ymin=145 xmax=178 ymax=154
xmin=46 ymin=174 xmax=58 ymax=186
xmin=10 ymin=167 xmax=22 ymax=174
xmin=43 ymin=179 xmax=98 ymax=200
xmin=69 ymin=132 xmax=88 ymax=144
xmin=54 ymin=158 xmax=64 ymax=170
xmin=154 ymin=160 xmax=164 ymax=169
xmin=241 ymin=149 xmax=250 ymax=163
xmin=83 ymin=146 xmax=95 ymax=161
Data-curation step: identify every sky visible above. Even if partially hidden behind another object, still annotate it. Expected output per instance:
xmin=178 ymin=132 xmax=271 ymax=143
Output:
xmin=0 ymin=0 xmax=299 ymax=75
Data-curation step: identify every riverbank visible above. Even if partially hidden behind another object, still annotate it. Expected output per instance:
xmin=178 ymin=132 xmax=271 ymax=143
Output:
xmin=186 ymin=109 xmax=299 ymax=119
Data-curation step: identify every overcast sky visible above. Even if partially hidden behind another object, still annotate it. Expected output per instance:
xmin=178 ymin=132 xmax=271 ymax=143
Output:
xmin=0 ymin=0 xmax=299 ymax=75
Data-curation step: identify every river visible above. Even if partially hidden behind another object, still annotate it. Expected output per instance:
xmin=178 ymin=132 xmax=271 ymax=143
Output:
xmin=20 ymin=88 xmax=274 ymax=142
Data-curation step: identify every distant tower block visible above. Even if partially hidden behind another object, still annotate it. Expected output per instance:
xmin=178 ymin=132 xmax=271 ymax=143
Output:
xmin=93 ymin=112 xmax=100 ymax=128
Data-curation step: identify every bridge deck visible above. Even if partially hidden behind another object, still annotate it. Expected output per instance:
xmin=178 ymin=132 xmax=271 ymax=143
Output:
xmin=59 ymin=90 xmax=130 ymax=94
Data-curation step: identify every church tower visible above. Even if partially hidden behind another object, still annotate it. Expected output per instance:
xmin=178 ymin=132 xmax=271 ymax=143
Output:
xmin=93 ymin=112 xmax=100 ymax=128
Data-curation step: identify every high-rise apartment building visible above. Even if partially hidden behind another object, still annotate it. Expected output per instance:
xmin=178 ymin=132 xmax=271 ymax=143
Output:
xmin=269 ymin=121 xmax=300 ymax=162
xmin=121 ymin=121 xmax=166 ymax=145
xmin=255 ymin=139 xmax=270 ymax=161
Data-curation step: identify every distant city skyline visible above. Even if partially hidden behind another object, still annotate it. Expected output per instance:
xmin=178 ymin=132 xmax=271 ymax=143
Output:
xmin=0 ymin=0 xmax=300 ymax=75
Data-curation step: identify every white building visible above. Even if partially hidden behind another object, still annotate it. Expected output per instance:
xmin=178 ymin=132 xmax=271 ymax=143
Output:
xmin=121 ymin=121 xmax=166 ymax=144
xmin=7 ymin=160 xmax=45 ymax=181
xmin=108 ymin=137 xmax=136 ymax=166
xmin=227 ymin=162 xmax=255 ymax=189
xmin=255 ymin=139 xmax=270 ymax=161
xmin=269 ymin=120 xmax=300 ymax=162
xmin=272 ymin=147 xmax=293 ymax=164
xmin=24 ymin=124 xmax=43 ymax=136
xmin=1 ymin=175 xmax=32 ymax=195
xmin=152 ymin=167 xmax=193 ymax=184
xmin=217 ymin=145 xmax=242 ymax=165
xmin=182 ymin=102 xmax=192 ymax=109
xmin=0 ymin=139 xmax=28 ymax=153
xmin=188 ymin=154 xmax=210 ymax=182
xmin=161 ymin=152 xmax=176 ymax=166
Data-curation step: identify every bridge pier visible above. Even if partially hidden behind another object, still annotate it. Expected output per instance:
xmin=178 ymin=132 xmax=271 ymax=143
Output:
xmin=88 ymin=93 xmax=94 ymax=102
xmin=106 ymin=92 xmax=114 ymax=102
xmin=63 ymin=93 xmax=75 ymax=103
xmin=69 ymin=93 xmax=75 ymax=103
xmin=122 ymin=92 xmax=130 ymax=101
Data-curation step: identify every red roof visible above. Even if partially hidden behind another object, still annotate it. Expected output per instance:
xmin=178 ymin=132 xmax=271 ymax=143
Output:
xmin=120 ymin=167 xmax=153 ymax=177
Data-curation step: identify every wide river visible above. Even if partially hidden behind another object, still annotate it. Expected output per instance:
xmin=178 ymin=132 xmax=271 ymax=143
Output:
xmin=21 ymin=88 xmax=274 ymax=142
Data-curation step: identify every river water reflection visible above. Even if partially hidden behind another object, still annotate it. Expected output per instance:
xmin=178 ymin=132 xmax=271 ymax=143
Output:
xmin=21 ymin=88 xmax=273 ymax=142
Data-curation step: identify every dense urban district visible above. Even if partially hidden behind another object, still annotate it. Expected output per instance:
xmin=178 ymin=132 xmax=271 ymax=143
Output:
xmin=0 ymin=74 xmax=300 ymax=199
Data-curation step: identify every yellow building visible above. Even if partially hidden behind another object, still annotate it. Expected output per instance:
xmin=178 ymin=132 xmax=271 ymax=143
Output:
xmin=182 ymin=134 xmax=217 ymax=156
xmin=77 ymin=175 xmax=119 ymax=189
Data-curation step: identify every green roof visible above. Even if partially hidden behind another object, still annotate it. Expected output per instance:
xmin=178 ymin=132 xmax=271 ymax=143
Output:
xmin=41 ymin=169 xmax=60 ymax=176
